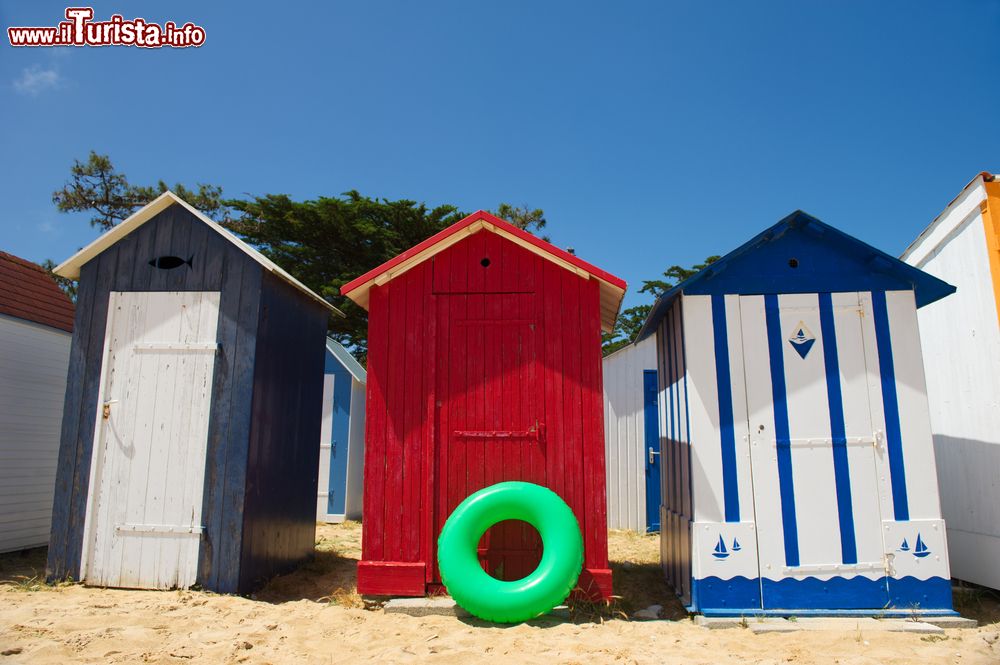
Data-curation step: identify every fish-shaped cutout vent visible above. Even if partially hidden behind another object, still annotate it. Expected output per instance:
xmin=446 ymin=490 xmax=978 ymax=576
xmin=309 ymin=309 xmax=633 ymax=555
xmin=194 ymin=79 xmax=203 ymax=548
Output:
xmin=149 ymin=255 xmax=193 ymax=270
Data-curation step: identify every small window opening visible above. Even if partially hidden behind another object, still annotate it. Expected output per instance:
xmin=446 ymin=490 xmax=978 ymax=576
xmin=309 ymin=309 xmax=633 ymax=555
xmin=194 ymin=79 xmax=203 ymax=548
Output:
xmin=480 ymin=257 xmax=491 ymax=268
xmin=788 ymin=258 xmax=799 ymax=268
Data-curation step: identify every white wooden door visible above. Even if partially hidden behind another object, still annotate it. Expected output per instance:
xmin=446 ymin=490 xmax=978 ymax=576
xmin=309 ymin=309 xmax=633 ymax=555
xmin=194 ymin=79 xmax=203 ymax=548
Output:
xmin=741 ymin=292 xmax=888 ymax=609
xmin=82 ymin=291 xmax=221 ymax=589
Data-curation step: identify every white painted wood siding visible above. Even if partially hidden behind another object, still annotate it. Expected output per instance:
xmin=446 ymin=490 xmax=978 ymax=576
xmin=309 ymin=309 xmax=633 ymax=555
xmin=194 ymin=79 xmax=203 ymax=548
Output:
xmin=81 ymin=292 xmax=220 ymax=589
xmin=0 ymin=314 xmax=71 ymax=553
xmin=344 ymin=378 xmax=366 ymax=520
xmin=903 ymin=179 xmax=1000 ymax=589
xmin=603 ymin=336 xmax=656 ymax=531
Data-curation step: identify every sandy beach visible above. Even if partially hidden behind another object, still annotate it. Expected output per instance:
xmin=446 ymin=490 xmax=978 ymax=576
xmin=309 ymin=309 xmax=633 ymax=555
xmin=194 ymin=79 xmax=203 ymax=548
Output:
xmin=1 ymin=523 xmax=997 ymax=664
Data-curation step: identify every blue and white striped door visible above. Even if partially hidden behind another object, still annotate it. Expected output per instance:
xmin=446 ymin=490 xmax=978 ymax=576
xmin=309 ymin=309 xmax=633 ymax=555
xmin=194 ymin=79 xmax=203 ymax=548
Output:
xmin=741 ymin=292 xmax=889 ymax=609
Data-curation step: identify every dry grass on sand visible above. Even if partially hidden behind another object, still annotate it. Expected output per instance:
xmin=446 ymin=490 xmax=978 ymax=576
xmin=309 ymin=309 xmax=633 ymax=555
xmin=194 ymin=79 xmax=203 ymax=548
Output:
xmin=0 ymin=523 xmax=998 ymax=664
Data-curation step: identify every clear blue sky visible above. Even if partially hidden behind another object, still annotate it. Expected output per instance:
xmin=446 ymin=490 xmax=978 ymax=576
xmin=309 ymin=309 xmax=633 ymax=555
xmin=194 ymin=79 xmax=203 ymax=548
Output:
xmin=2 ymin=1 xmax=998 ymax=311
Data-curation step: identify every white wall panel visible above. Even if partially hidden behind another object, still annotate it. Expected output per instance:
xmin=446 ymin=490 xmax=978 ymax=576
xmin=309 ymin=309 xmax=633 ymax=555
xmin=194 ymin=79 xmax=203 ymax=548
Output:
xmin=682 ymin=296 xmax=725 ymax=524
xmin=0 ymin=315 xmax=71 ymax=553
xmin=602 ymin=335 xmax=656 ymax=530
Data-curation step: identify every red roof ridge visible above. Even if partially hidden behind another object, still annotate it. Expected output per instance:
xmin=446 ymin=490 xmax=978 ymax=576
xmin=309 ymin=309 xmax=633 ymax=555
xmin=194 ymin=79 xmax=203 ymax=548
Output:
xmin=341 ymin=210 xmax=626 ymax=295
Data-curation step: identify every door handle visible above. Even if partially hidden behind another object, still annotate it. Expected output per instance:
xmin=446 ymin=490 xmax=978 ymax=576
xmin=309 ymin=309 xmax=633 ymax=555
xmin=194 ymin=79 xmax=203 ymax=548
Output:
xmin=648 ymin=447 xmax=660 ymax=465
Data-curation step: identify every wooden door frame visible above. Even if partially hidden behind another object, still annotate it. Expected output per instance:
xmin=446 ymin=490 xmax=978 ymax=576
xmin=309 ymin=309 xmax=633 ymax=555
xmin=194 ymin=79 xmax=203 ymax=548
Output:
xmin=79 ymin=291 xmax=123 ymax=580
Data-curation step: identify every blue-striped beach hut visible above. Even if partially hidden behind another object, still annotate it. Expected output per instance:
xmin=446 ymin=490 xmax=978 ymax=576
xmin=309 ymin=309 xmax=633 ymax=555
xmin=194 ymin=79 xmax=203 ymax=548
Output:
xmin=637 ymin=210 xmax=957 ymax=616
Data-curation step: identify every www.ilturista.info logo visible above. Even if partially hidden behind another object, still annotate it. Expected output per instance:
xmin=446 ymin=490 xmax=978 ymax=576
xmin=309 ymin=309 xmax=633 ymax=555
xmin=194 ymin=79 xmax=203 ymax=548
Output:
xmin=8 ymin=7 xmax=205 ymax=48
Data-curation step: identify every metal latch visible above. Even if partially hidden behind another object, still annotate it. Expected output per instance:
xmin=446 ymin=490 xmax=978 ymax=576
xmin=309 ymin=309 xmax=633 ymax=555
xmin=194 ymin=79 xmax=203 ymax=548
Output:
xmin=454 ymin=420 xmax=545 ymax=442
xmin=102 ymin=399 xmax=119 ymax=420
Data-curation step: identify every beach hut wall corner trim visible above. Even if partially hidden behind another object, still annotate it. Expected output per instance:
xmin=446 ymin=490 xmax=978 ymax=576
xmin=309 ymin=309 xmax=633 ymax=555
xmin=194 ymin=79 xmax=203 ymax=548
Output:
xmin=640 ymin=210 xmax=957 ymax=614
xmin=46 ymin=191 xmax=332 ymax=594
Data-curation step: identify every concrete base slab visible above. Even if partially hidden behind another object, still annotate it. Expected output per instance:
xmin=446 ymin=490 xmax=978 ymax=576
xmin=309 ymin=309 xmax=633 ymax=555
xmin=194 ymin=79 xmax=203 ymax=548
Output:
xmin=919 ymin=616 xmax=978 ymax=629
xmin=382 ymin=597 xmax=572 ymax=621
xmin=701 ymin=616 xmax=947 ymax=635
xmin=748 ymin=619 xmax=800 ymax=634
xmin=383 ymin=597 xmax=470 ymax=618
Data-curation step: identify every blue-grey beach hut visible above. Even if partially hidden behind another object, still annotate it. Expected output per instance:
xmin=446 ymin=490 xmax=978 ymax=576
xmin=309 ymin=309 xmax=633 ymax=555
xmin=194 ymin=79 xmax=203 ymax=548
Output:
xmin=47 ymin=191 xmax=339 ymax=594
xmin=316 ymin=339 xmax=366 ymax=523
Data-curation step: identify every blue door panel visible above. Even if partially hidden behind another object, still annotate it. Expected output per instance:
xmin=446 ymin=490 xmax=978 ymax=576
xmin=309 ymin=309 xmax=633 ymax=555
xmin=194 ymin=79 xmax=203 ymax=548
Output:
xmin=643 ymin=369 xmax=661 ymax=532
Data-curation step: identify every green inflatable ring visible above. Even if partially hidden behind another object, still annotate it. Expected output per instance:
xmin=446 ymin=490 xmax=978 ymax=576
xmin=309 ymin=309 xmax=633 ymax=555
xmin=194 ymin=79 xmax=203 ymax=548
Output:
xmin=437 ymin=481 xmax=583 ymax=623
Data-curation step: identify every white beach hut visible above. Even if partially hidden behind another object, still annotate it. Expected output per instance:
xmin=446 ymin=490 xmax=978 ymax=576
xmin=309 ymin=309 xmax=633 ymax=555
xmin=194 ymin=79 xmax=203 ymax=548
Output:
xmin=901 ymin=172 xmax=1000 ymax=591
xmin=0 ymin=252 xmax=74 ymax=553
xmin=603 ymin=335 xmax=660 ymax=532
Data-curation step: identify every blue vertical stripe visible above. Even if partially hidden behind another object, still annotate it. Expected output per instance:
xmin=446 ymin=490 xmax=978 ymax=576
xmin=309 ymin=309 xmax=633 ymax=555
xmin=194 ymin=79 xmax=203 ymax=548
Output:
xmin=871 ymin=291 xmax=909 ymax=521
xmin=818 ymin=293 xmax=858 ymax=564
xmin=711 ymin=294 xmax=740 ymax=523
xmin=764 ymin=294 xmax=800 ymax=567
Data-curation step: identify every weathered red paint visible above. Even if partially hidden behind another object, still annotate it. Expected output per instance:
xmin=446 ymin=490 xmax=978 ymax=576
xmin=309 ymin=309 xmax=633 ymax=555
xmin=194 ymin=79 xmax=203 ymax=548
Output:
xmin=343 ymin=212 xmax=623 ymax=600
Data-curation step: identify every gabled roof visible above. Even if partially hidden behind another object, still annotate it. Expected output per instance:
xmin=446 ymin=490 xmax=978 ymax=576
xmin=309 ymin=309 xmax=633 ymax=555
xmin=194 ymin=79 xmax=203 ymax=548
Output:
xmin=637 ymin=210 xmax=956 ymax=341
xmin=902 ymin=171 xmax=997 ymax=267
xmin=54 ymin=191 xmax=342 ymax=315
xmin=326 ymin=338 xmax=366 ymax=383
xmin=340 ymin=210 xmax=627 ymax=332
xmin=0 ymin=251 xmax=75 ymax=332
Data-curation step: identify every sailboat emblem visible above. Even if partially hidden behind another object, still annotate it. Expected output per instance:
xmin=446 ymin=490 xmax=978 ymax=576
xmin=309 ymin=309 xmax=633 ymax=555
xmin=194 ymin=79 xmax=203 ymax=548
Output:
xmin=732 ymin=538 xmax=742 ymax=552
xmin=788 ymin=321 xmax=816 ymax=359
xmin=912 ymin=533 xmax=931 ymax=558
xmin=899 ymin=538 xmax=910 ymax=552
xmin=712 ymin=535 xmax=730 ymax=559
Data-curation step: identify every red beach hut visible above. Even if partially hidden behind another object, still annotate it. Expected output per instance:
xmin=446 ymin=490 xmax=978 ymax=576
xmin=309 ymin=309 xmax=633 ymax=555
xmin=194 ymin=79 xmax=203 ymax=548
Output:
xmin=341 ymin=210 xmax=626 ymax=600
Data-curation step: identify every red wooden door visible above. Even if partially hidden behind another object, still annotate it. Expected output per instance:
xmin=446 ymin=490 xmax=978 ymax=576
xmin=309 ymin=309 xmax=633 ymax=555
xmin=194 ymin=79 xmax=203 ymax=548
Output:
xmin=433 ymin=291 xmax=546 ymax=582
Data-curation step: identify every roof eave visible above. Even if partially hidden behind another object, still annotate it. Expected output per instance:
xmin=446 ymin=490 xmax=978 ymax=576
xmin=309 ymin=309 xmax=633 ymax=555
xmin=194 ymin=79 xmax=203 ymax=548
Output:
xmin=54 ymin=191 xmax=343 ymax=317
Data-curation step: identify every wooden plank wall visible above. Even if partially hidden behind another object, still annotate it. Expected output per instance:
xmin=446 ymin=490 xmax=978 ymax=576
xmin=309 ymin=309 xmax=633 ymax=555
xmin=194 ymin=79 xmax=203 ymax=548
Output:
xmin=360 ymin=230 xmax=610 ymax=594
xmin=47 ymin=206 xmax=263 ymax=594
xmin=238 ymin=273 xmax=328 ymax=593
xmin=657 ymin=297 xmax=693 ymax=605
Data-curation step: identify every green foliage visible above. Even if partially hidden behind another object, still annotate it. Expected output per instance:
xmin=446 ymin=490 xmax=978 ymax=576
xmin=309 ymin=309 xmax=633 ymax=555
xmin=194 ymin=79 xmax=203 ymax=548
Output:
xmin=638 ymin=255 xmax=721 ymax=300
xmin=224 ymin=192 xmax=468 ymax=357
xmin=51 ymin=152 xmax=553 ymax=358
xmin=601 ymin=255 xmax=720 ymax=356
xmin=601 ymin=305 xmax=651 ymax=356
xmin=52 ymin=151 xmax=225 ymax=230
xmin=40 ymin=259 xmax=77 ymax=301
xmin=493 ymin=203 xmax=549 ymax=241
